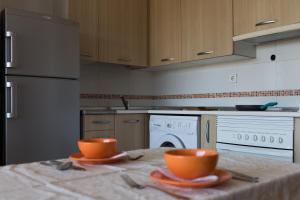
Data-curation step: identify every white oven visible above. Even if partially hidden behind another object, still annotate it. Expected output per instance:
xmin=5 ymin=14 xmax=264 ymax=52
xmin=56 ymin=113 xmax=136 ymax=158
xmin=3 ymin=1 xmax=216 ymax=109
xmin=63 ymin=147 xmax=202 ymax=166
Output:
xmin=216 ymin=115 xmax=294 ymax=162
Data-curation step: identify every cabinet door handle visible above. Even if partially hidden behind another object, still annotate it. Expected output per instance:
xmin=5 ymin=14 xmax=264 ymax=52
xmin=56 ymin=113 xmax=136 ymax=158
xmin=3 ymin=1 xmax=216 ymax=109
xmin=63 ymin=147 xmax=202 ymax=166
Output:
xmin=205 ymin=120 xmax=210 ymax=143
xmin=197 ymin=51 xmax=214 ymax=56
xmin=117 ymin=58 xmax=132 ymax=62
xmin=6 ymin=82 xmax=17 ymax=119
xmin=161 ymin=58 xmax=175 ymax=62
xmin=5 ymin=31 xmax=15 ymax=68
xmin=124 ymin=120 xmax=140 ymax=124
xmin=256 ymin=20 xmax=277 ymax=26
xmin=80 ymin=54 xmax=92 ymax=58
xmin=92 ymin=120 xmax=111 ymax=125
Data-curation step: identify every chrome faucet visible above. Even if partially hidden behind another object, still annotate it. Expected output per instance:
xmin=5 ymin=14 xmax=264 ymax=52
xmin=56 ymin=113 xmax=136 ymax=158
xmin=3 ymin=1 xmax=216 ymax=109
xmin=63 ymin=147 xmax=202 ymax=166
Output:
xmin=120 ymin=96 xmax=129 ymax=110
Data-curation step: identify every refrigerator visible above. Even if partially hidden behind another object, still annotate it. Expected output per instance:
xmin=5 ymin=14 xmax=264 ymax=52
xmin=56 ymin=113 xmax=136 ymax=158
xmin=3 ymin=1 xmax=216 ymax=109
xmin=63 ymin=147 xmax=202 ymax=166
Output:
xmin=0 ymin=8 xmax=80 ymax=165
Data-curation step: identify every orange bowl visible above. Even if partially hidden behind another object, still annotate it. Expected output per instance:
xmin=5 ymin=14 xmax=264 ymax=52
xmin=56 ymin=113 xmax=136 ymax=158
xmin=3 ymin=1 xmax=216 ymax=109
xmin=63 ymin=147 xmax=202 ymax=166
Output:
xmin=78 ymin=138 xmax=117 ymax=159
xmin=164 ymin=149 xmax=218 ymax=179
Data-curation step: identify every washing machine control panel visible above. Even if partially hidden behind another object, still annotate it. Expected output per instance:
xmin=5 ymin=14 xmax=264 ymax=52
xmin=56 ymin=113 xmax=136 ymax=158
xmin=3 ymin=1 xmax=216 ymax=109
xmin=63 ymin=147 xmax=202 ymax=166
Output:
xmin=165 ymin=120 xmax=192 ymax=130
xmin=151 ymin=118 xmax=196 ymax=132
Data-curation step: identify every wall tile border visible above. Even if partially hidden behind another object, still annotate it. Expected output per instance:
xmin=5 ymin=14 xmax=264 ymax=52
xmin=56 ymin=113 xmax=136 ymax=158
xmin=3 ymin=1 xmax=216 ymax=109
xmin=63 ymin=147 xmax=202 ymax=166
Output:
xmin=80 ymin=89 xmax=300 ymax=100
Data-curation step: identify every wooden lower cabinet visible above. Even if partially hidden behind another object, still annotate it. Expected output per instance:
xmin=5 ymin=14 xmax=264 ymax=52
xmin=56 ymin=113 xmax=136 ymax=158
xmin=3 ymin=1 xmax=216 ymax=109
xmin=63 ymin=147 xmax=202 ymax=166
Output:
xmin=294 ymin=118 xmax=300 ymax=163
xmin=82 ymin=114 xmax=115 ymax=139
xmin=83 ymin=115 xmax=115 ymax=132
xmin=81 ymin=113 xmax=147 ymax=151
xmin=200 ymin=115 xmax=217 ymax=149
xmin=115 ymin=114 xmax=146 ymax=151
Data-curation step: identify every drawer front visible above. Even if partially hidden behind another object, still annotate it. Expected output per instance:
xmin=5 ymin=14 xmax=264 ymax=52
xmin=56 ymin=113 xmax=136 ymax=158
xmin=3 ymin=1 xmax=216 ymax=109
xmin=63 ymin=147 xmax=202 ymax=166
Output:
xmin=83 ymin=115 xmax=115 ymax=131
xmin=84 ymin=130 xmax=115 ymax=139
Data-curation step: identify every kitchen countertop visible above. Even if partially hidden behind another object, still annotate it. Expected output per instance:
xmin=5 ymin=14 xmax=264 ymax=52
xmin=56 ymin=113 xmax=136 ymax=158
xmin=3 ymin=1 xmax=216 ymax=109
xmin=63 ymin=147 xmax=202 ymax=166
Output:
xmin=1 ymin=148 xmax=300 ymax=200
xmin=81 ymin=107 xmax=300 ymax=117
xmin=148 ymin=110 xmax=300 ymax=117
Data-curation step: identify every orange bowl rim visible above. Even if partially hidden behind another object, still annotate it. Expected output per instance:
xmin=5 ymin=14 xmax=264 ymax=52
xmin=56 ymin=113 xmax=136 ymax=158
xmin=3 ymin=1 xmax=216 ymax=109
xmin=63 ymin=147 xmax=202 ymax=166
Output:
xmin=164 ymin=149 xmax=218 ymax=158
xmin=78 ymin=138 xmax=117 ymax=144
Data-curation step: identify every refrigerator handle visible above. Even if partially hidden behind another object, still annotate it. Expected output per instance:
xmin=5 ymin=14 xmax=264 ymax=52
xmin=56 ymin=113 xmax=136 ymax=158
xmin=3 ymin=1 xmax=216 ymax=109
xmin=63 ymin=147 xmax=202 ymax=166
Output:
xmin=5 ymin=31 xmax=15 ymax=68
xmin=6 ymin=82 xmax=17 ymax=119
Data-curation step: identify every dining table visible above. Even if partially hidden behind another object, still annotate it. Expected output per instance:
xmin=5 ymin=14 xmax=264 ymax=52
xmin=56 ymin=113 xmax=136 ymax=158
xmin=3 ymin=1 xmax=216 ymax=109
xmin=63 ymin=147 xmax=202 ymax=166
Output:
xmin=1 ymin=148 xmax=300 ymax=200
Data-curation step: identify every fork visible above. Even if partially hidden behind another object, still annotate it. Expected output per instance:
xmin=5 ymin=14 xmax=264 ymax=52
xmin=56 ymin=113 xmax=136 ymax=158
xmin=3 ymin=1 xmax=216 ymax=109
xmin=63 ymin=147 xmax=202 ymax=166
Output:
xmin=40 ymin=160 xmax=86 ymax=171
xmin=128 ymin=155 xmax=144 ymax=161
xmin=120 ymin=174 xmax=190 ymax=200
xmin=225 ymin=169 xmax=259 ymax=183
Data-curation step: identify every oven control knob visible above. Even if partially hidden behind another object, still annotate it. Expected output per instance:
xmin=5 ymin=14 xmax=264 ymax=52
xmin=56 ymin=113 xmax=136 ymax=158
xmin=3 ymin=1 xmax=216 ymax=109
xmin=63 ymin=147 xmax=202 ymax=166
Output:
xmin=237 ymin=134 xmax=242 ymax=140
xmin=245 ymin=135 xmax=249 ymax=140
xmin=261 ymin=136 xmax=266 ymax=142
xmin=270 ymin=136 xmax=275 ymax=143
xmin=253 ymin=135 xmax=258 ymax=141
xmin=279 ymin=137 xmax=284 ymax=144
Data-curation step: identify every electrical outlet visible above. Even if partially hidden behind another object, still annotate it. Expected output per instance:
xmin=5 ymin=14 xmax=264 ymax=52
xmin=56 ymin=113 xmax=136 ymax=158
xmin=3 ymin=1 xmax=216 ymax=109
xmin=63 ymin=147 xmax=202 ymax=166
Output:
xmin=229 ymin=73 xmax=238 ymax=83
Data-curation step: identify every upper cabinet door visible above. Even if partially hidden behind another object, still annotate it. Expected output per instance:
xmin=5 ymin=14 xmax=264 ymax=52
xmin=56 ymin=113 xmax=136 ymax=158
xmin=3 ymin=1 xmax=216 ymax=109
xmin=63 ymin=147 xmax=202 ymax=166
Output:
xmin=280 ymin=0 xmax=300 ymax=26
xmin=149 ymin=0 xmax=181 ymax=66
xmin=106 ymin=0 xmax=148 ymax=66
xmin=234 ymin=0 xmax=281 ymax=35
xmin=69 ymin=0 xmax=98 ymax=60
xmin=255 ymin=0 xmax=281 ymax=31
xmin=181 ymin=0 xmax=233 ymax=62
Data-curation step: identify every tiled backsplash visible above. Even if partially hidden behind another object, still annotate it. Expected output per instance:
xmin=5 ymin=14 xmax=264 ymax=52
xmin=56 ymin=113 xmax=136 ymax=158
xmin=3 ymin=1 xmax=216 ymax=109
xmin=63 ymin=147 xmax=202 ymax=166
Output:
xmin=80 ymin=38 xmax=300 ymax=108
xmin=81 ymin=89 xmax=300 ymax=108
xmin=81 ymin=89 xmax=300 ymax=100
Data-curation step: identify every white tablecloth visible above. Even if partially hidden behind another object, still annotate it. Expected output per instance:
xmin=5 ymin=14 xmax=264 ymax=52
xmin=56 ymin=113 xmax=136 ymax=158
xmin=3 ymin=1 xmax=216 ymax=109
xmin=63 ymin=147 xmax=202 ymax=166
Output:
xmin=1 ymin=148 xmax=300 ymax=200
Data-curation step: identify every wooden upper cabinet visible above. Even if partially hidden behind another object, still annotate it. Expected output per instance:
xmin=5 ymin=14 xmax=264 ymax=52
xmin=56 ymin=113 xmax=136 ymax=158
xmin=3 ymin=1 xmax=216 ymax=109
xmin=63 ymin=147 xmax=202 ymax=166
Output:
xmin=255 ymin=0 xmax=281 ymax=31
xmin=181 ymin=0 xmax=233 ymax=62
xmin=149 ymin=0 xmax=181 ymax=66
xmin=280 ymin=0 xmax=300 ymax=26
xmin=234 ymin=0 xmax=256 ymax=36
xmin=69 ymin=0 xmax=98 ymax=60
xmin=234 ymin=0 xmax=281 ymax=35
xmin=105 ymin=0 xmax=148 ymax=66
xmin=233 ymin=0 xmax=300 ymax=35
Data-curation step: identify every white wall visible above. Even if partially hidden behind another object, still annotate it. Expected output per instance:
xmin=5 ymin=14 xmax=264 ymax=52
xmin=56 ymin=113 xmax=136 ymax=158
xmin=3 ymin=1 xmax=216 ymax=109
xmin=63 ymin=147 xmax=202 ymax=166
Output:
xmin=80 ymin=62 xmax=154 ymax=107
xmin=151 ymin=38 xmax=300 ymax=107
xmin=80 ymin=62 xmax=154 ymax=94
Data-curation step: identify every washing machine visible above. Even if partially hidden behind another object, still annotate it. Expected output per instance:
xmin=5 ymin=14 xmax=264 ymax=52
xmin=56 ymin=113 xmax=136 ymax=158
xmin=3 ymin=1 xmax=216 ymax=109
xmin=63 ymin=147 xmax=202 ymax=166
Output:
xmin=149 ymin=115 xmax=200 ymax=149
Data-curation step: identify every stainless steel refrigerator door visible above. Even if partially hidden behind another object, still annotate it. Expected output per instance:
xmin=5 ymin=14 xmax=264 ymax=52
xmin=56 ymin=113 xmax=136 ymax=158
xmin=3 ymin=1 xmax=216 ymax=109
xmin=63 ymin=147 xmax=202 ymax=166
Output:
xmin=5 ymin=76 xmax=80 ymax=164
xmin=4 ymin=9 xmax=79 ymax=79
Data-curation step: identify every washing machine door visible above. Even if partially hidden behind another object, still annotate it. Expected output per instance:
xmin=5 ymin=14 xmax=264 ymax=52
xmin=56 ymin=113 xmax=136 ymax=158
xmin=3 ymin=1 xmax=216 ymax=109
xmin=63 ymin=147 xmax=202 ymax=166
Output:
xmin=155 ymin=134 xmax=186 ymax=148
